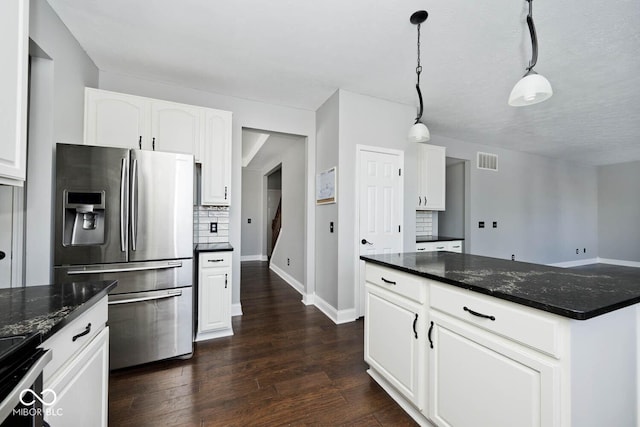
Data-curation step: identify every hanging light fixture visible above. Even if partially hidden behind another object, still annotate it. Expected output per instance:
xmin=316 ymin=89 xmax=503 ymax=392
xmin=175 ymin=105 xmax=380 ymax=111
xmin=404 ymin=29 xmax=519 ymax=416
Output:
xmin=408 ymin=10 xmax=430 ymax=142
xmin=508 ymin=0 xmax=553 ymax=107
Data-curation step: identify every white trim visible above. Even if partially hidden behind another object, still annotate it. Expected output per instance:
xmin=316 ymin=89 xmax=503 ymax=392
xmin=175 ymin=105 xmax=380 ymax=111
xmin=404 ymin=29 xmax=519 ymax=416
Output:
xmin=354 ymin=144 xmax=404 ymax=318
xmin=231 ymin=303 xmax=243 ymax=317
xmin=11 ymin=187 xmax=24 ymax=287
xmin=302 ymin=293 xmax=315 ymax=306
xmin=195 ymin=328 xmax=233 ymax=342
xmin=240 ymin=255 xmax=268 ymax=262
xmin=596 ymin=258 xmax=640 ymax=268
xmin=547 ymin=258 xmax=599 ymax=268
xmin=269 ymin=262 xmax=304 ymax=294
xmin=312 ymin=293 xmax=357 ymax=325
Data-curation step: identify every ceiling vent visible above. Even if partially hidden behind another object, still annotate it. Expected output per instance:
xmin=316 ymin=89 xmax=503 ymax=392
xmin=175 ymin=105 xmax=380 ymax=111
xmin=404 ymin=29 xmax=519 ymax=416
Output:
xmin=477 ymin=152 xmax=498 ymax=171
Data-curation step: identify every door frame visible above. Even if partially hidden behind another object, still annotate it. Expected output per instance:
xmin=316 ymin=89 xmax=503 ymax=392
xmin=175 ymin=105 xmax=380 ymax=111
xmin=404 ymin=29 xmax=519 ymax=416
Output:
xmin=354 ymin=144 xmax=404 ymax=318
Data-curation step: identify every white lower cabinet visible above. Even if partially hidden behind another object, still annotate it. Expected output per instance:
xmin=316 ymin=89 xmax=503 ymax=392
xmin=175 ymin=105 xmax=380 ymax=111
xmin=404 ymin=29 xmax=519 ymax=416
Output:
xmin=41 ymin=297 xmax=109 ymax=427
xmin=196 ymin=251 xmax=233 ymax=341
xmin=428 ymin=311 xmax=558 ymax=427
xmin=416 ymin=240 xmax=462 ymax=253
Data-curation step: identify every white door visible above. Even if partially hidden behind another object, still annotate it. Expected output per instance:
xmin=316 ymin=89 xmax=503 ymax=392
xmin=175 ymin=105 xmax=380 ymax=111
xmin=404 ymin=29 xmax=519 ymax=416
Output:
xmin=0 ymin=185 xmax=12 ymax=287
xmin=357 ymin=147 xmax=403 ymax=316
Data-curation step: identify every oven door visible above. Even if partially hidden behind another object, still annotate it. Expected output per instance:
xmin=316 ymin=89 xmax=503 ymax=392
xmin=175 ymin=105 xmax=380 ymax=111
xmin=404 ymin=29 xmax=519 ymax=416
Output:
xmin=108 ymin=287 xmax=193 ymax=370
xmin=0 ymin=349 xmax=52 ymax=426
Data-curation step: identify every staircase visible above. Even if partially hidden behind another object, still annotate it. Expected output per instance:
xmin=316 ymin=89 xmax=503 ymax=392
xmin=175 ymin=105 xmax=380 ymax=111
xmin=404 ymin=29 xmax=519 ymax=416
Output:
xmin=271 ymin=199 xmax=281 ymax=253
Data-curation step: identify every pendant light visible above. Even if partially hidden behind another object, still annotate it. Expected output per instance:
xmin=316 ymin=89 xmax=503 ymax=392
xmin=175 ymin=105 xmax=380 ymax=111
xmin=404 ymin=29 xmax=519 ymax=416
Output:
xmin=508 ymin=0 xmax=553 ymax=107
xmin=408 ymin=10 xmax=430 ymax=142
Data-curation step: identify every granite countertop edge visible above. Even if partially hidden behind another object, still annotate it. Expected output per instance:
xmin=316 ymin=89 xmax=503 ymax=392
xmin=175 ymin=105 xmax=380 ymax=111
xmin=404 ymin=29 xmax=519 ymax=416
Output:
xmin=360 ymin=255 xmax=640 ymax=321
xmin=194 ymin=243 xmax=234 ymax=253
xmin=42 ymin=280 xmax=118 ymax=341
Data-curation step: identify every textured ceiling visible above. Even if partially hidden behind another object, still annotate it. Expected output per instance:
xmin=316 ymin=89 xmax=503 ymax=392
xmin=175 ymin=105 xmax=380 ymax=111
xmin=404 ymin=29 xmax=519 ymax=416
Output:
xmin=47 ymin=0 xmax=640 ymax=166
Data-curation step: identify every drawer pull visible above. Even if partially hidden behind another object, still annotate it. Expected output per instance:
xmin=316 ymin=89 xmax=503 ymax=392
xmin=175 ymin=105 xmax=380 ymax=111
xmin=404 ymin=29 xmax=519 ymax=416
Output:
xmin=417 ymin=248 xmax=426 ymax=251
xmin=428 ymin=321 xmax=434 ymax=349
xmin=207 ymin=259 xmax=224 ymax=263
xmin=464 ymin=306 xmax=496 ymax=321
xmin=412 ymin=313 xmax=418 ymax=339
xmin=72 ymin=323 xmax=92 ymax=342
xmin=381 ymin=277 xmax=396 ymax=285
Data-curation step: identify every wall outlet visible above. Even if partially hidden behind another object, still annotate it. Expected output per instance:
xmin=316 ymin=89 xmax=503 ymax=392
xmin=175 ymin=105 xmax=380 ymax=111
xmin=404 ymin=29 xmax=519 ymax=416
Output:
xmin=287 ymin=258 xmax=290 ymax=266
xmin=210 ymin=222 xmax=218 ymax=233
xmin=511 ymin=254 xmax=515 ymax=261
xmin=248 ymin=218 xmax=251 ymax=224
xmin=576 ymin=248 xmax=579 ymax=254
xmin=479 ymin=221 xmax=485 ymax=228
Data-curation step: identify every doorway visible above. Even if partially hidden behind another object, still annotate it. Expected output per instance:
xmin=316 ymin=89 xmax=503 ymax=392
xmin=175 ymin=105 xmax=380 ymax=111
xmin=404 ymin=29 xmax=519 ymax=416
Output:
xmin=439 ymin=157 xmax=471 ymax=251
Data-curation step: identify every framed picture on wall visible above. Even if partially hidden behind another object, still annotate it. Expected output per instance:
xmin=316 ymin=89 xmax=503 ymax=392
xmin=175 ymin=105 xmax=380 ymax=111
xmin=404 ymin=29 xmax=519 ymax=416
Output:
xmin=316 ymin=167 xmax=336 ymax=204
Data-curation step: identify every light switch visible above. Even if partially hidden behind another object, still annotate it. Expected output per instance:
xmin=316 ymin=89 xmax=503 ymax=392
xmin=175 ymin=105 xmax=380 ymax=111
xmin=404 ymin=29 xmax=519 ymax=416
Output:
xmin=210 ymin=222 xmax=218 ymax=233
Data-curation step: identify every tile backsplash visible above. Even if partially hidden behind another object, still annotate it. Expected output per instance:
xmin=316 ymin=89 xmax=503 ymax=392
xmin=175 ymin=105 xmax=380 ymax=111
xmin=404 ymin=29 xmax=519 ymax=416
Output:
xmin=416 ymin=211 xmax=434 ymax=236
xmin=194 ymin=206 xmax=229 ymax=244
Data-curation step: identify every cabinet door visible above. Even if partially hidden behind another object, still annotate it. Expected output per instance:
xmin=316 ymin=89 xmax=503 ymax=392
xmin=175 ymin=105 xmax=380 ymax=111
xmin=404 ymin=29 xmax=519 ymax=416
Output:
xmin=199 ymin=267 xmax=231 ymax=333
xmin=0 ymin=0 xmax=28 ymax=184
xmin=365 ymin=284 xmax=425 ymax=410
xmin=45 ymin=327 xmax=109 ymax=427
xmin=149 ymin=100 xmax=202 ymax=158
xmin=201 ymin=109 xmax=232 ymax=206
xmin=84 ymin=88 xmax=148 ymax=149
xmin=429 ymin=312 xmax=558 ymax=427
xmin=416 ymin=144 xmax=445 ymax=211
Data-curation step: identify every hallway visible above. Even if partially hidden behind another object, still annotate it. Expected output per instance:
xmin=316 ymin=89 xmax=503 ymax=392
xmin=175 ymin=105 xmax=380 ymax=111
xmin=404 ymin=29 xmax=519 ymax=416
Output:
xmin=109 ymin=261 xmax=415 ymax=426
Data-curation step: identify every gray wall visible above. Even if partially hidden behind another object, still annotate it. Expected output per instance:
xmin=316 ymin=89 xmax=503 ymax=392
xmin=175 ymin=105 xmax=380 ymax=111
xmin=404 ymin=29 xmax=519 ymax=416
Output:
xmin=598 ymin=160 xmax=640 ymax=262
xmin=240 ymin=168 xmax=263 ymax=258
xmin=439 ymin=161 xmax=465 ymax=239
xmin=26 ymin=0 xmax=99 ymax=285
xmin=435 ymin=135 xmax=599 ymax=264
xmin=270 ymin=140 xmax=306 ymax=285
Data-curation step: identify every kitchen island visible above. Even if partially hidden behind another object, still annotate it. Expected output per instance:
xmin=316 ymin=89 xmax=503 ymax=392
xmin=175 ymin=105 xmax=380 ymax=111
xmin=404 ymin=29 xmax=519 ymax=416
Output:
xmin=360 ymin=252 xmax=639 ymax=427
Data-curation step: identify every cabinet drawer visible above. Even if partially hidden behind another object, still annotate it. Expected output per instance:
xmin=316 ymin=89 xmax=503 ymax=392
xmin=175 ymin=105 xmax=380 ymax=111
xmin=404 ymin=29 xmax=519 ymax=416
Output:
xmin=430 ymin=283 xmax=561 ymax=357
xmin=199 ymin=251 xmax=232 ymax=268
xmin=365 ymin=263 xmax=427 ymax=304
xmin=40 ymin=297 xmax=108 ymax=383
xmin=446 ymin=241 xmax=463 ymax=253
xmin=416 ymin=242 xmax=448 ymax=252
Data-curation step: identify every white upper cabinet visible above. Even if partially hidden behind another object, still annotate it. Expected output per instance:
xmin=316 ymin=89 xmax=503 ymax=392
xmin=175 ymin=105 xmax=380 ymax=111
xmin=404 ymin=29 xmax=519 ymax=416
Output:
xmin=84 ymin=88 xmax=232 ymax=205
xmin=0 ymin=0 xmax=29 ymax=186
xmin=416 ymin=144 xmax=445 ymax=211
xmin=84 ymin=88 xmax=148 ymax=149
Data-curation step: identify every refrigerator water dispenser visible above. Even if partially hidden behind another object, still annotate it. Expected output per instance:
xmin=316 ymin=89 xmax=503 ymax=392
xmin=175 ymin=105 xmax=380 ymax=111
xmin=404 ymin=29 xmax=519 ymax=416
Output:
xmin=62 ymin=190 xmax=106 ymax=246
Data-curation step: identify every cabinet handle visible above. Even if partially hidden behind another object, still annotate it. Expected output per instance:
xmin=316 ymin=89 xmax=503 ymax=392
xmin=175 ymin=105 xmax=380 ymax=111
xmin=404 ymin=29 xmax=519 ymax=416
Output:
xmin=428 ymin=321 xmax=434 ymax=349
xmin=463 ymin=306 xmax=496 ymax=321
xmin=152 ymin=137 xmax=156 ymax=151
xmin=381 ymin=277 xmax=396 ymax=285
xmin=412 ymin=313 xmax=418 ymax=339
xmin=225 ymin=273 xmax=228 ymax=288
xmin=72 ymin=323 xmax=92 ymax=342
xmin=418 ymin=196 xmax=422 ymax=206
xmin=224 ymin=186 xmax=228 ymax=200
xmin=138 ymin=135 xmax=142 ymax=149
xmin=207 ymin=259 xmax=224 ymax=263
xmin=417 ymin=248 xmax=426 ymax=251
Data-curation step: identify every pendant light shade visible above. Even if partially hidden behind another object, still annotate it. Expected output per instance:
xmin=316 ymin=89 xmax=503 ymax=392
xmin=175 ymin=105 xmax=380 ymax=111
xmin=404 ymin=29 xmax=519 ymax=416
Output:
xmin=408 ymin=10 xmax=430 ymax=142
xmin=408 ymin=123 xmax=430 ymax=143
xmin=509 ymin=0 xmax=552 ymax=107
xmin=508 ymin=71 xmax=553 ymax=106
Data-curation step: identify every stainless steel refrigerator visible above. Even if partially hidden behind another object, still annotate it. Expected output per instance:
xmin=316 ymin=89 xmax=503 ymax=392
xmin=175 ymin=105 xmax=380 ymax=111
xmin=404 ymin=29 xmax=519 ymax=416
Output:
xmin=53 ymin=143 xmax=194 ymax=369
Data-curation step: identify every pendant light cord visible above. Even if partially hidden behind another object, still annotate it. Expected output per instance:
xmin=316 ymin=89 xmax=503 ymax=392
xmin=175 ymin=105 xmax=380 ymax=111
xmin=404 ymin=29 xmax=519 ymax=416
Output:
xmin=525 ymin=0 xmax=538 ymax=74
xmin=414 ymin=23 xmax=424 ymax=124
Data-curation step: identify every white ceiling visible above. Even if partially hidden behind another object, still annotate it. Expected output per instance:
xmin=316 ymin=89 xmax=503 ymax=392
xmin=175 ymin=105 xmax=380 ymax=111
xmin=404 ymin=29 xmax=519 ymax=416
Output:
xmin=242 ymin=129 xmax=304 ymax=171
xmin=47 ymin=0 xmax=640 ymax=166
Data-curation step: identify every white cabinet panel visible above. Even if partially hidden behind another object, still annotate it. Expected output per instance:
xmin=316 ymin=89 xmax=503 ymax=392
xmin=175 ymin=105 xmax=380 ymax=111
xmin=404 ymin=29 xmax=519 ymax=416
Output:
xmin=0 ymin=0 xmax=28 ymax=185
xmin=201 ymin=109 xmax=232 ymax=206
xmin=150 ymin=101 xmax=202 ymax=158
xmin=196 ymin=251 xmax=233 ymax=341
xmin=416 ymin=144 xmax=445 ymax=211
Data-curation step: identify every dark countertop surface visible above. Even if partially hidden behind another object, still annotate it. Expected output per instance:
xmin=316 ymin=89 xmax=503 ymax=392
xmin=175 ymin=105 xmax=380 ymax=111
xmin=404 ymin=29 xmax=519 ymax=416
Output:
xmin=0 ymin=281 xmax=117 ymax=342
xmin=194 ymin=243 xmax=234 ymax=252
xmin=360 ymin=252 xmax=640 ymax=320
xmin=416 ymin=235 xmax=464 ymax=243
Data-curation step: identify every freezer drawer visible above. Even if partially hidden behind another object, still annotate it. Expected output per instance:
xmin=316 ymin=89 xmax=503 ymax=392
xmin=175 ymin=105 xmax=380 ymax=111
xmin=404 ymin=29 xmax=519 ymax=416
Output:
xmin=54 ymin=259 xmax=193 ymax=295
xmin=108 ymin=287 xmax=193 ymax=370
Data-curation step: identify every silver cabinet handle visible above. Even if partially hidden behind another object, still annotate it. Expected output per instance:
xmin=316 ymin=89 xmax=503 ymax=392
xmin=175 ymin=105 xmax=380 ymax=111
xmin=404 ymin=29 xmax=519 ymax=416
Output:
xmin=67 ymin=261 xmax=182 ymax=275
xmin=119 ymin=157 xmax=128 ymax=252
xmin=131 ymin=158 xmax=138 ymax=251
xmin=109 ymin=290 xmax=182 ymax=305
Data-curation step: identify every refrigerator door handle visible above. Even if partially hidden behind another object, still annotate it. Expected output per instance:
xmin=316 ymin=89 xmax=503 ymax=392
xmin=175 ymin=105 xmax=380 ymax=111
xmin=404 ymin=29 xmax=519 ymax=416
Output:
xmin=131 ymin=158 xmax=138 ymax=251
xmin=108 ymin=290 xmax=183 ymax=306
xmin=120 ymin=157 xmax=128 ymax=252
xmin=66 ymin=261 xmax=183 ymax=275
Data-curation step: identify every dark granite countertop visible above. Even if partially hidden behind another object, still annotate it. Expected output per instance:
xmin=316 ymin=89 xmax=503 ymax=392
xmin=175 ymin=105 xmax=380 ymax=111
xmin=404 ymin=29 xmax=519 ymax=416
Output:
xmin=360 ymin=252 xmax=640 ymax=320
xmin=416 ymin=235 xmax=464 ymax=243
xmin=0 ymin=281 xmax=117 ymax=342
xmin=194 ymin=243 xmax=234 ymax=252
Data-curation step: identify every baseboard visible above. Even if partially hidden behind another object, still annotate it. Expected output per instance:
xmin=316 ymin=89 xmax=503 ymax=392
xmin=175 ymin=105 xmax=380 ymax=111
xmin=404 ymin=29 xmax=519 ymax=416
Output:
xmin=312 ymin=293 xmax=357 ymax=325
xmin=302 ymin=293 xmax=315 ymax=306
xmin=269 ymin=262 xmax=304 ymax=295
xmin=597 ymin=258 xmax=640 ymax=268
xmin=240 ymin=255 xmax=268 ymax=262
xmin=232 ymin=303 xmax=243 ymax=317
xmin=195 ymin=328 xmax=233 ymax=342
xmin=548 ymin=258 xmax=599 ymax=268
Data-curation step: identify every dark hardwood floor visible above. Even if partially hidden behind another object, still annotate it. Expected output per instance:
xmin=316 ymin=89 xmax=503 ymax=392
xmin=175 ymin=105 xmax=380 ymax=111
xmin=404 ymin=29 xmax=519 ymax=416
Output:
xmin=109 ymin=261 xmax=416 ymax=426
